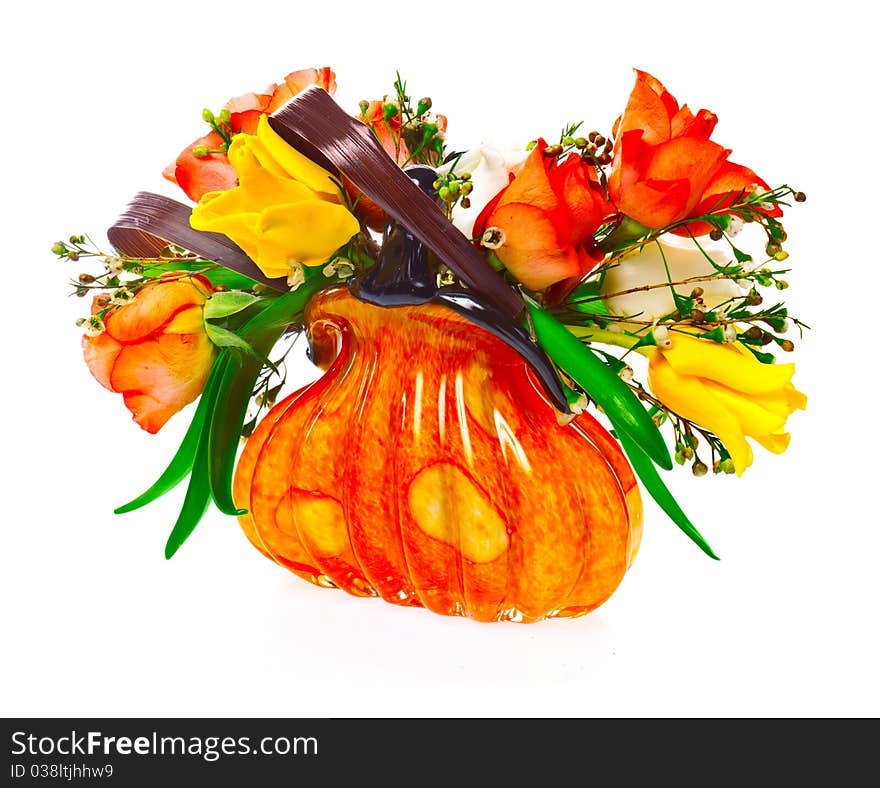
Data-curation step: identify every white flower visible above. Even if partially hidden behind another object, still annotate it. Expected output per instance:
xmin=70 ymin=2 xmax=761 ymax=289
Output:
xmin=651 ymin=324 xmax=672 ymax=349
xmin=479 ymin=227 xmax=506 ymax=250
xmin=726 ymin=215 xmax=744 ymax=237
xmin=84 ymin=315 xmax=105 ymax=336
xmin=601 ymin=235 xmax=744 ymax=323
xmin=110 ymin=286 xmax=135 ymax=306
xmin=103 ymin=255 xmax=124 ymax=275
xmin=436 ymin=144 xmax=529 ymax=239
xmin=287 ymin=262 xmax=306 ymax=291
xmin=323 ymin=259 xmax=355 ymax=279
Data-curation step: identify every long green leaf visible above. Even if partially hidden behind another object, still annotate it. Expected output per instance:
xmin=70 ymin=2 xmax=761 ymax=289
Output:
xmin=208 ymin=283 xmax=324 ymax=515
xmin=113 ymin=352 xmax=228 ymax=514
xmin=526 ymin=303 xmax=672 ymax=470
xmin=618 ymin=431 xmax=719 ymax=559
xmin=164 ymin=419 xmax=213 ymax=559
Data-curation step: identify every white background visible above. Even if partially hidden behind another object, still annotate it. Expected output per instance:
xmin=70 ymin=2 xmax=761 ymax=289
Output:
xmin=2 ymin=0 xmax=877 ymax=717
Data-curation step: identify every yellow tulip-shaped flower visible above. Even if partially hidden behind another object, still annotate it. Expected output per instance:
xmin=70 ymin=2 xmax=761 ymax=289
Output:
xmin=646 ymin=333 xmax=807 ymax=475
xmin=190 ymin=115 xmax=360 ymax=279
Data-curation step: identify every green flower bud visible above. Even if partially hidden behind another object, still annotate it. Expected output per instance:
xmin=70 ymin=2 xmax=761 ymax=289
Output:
xmin=202 ymin=108 xmax=215 ymax=123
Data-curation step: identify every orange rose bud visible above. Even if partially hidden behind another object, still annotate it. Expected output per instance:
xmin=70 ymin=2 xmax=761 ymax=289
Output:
xmin=351 ymin=100 xmax=449 ymax=230
xmin=164 ymin=68 xmax=337 ymax=203
xmin=608 ymin=69 xmax=781 ymax=234
xmin=473 ymin=141 xmax=613 ymax=291
xmin=82 ymin=275 xmax=216 ymax=434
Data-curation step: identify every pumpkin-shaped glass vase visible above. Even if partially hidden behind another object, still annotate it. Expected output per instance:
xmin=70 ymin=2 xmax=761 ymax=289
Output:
xmin=233 ymin=285 xmax=643 ymax=623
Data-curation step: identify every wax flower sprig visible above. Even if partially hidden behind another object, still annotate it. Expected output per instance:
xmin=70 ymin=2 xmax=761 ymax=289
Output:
xmin=60 ymin=66 xmax=808 ymax=568
xmin=358 ymin=72 xmax=447 ymax=169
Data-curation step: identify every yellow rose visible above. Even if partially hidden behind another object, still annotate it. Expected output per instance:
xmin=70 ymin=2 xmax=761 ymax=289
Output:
xmin=646 ymin=333 xmax=806 ymax=475
xmin=190 ymin=115 xmax=360 ymax=280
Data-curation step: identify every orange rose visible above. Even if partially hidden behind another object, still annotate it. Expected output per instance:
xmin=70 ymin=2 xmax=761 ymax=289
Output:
xmin=608 ymin=69 xmax=780 ymax=234
xmin=82 ymin=275 xmax=216 ymax=434
xmin=473 ymin=141 xmax=613 ymax=291
xmin=164 ymin=68 xmax=337 ymax=202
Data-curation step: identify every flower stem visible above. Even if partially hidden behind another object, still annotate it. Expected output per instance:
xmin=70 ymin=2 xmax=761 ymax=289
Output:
xmin=565 ymin=325 xmax=649 ymax=352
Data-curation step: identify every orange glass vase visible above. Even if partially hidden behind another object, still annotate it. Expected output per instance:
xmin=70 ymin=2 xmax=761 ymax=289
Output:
xmin=233 ymin=287 xmax=643 ymax=622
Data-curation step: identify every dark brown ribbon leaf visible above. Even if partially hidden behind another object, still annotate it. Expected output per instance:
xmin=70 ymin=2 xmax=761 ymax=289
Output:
xmin=268 ymin=86 xmax=523 ymax=318
xmin=107 ymin=191 xmax=289 ymax=290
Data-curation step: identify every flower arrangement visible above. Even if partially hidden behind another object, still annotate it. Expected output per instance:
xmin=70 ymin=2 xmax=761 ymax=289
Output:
xmin=58 ymin=67 xmax=807 ymax=622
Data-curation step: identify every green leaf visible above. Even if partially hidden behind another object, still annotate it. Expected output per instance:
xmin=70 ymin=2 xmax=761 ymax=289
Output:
xmin=204 ymin=291 xmax=264 ymax=319
xmin=164 ymin=421 xmax=213 ymax=560
xmin=205 ymin=323 xmax=260 ymax=354
xmin=208 ymin=282 xmax=326 ymax=516
xmin=598 ymin=216 xmax=651 ymax=253
xmin=741 ymin=344 xmax=776 ymax=364
xmin=564 ymin=280 xmax=609 ymax=316
xmin=526 ymin=303 xmax=672 ymax=470
xmin=732 ymin=246 xmax=753 ymax=265
xmin=113 ymin=353 xmax=227 ymax=514
xmin=618 ymin=431 xmax=719 ymax=559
